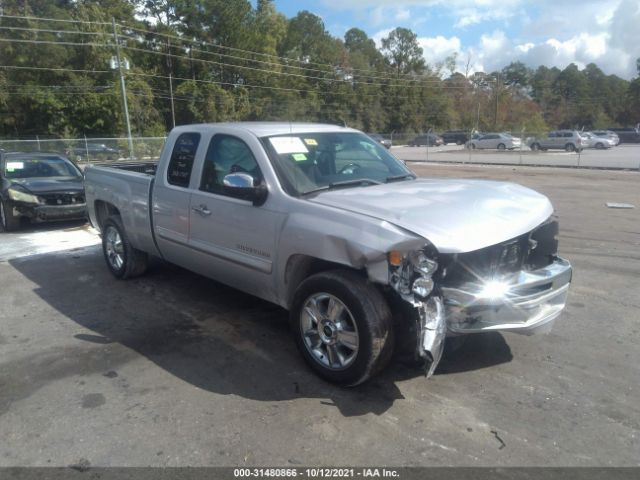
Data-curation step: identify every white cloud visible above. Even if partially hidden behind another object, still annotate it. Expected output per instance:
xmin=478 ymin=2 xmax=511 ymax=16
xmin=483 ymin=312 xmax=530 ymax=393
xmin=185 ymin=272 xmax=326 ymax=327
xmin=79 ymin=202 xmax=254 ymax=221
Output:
xmin=418 ymin=35 xmax=461 ymax=66
xmin=328 ymin=0 xmax=640 ymax=79
xmin=395 ymin=8 xmax=411 ymax=22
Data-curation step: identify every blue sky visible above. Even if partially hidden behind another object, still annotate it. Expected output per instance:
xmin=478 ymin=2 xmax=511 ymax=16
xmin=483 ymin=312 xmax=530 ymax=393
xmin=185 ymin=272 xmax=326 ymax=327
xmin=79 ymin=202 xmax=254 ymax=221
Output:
xmin=271 ymin=0 xmax=640 ymax=79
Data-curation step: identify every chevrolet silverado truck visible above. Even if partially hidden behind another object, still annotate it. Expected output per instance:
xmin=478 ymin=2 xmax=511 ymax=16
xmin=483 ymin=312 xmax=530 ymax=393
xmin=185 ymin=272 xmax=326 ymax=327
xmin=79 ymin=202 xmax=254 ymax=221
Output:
xmin=84 ymin=122 xmax=572 ymax=386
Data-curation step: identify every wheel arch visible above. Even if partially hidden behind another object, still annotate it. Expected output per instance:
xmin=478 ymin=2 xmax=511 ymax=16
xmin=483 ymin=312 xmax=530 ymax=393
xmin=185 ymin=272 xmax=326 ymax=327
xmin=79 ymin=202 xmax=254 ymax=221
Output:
xmin=283 ymin=254 xmax=365 ymax=309
xmin=94 ymin=200 xmax=121 ymax=232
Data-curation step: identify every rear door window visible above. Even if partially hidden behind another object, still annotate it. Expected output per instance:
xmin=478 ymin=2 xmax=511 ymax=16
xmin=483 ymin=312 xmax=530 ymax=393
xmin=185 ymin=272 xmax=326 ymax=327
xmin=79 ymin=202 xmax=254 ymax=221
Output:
xmin=167 ymin=132 xmax=201 ymax=188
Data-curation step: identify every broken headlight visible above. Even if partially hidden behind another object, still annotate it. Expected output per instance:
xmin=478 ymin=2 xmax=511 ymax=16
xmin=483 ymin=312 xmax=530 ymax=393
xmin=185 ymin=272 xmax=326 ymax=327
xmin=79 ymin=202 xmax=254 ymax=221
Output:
xmin=388 ymin=250 xmax=438 ymax=300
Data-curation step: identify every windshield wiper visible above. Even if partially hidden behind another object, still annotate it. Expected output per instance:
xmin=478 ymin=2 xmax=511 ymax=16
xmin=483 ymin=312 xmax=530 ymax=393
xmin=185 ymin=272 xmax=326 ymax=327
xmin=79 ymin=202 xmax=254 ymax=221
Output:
xmin=329 ymin=178 xmax=382 ymax=188
xmin=385 ymin=173 xmax=416 ymax=183
xmin=302 ymin=178 xmax=382 ymax=196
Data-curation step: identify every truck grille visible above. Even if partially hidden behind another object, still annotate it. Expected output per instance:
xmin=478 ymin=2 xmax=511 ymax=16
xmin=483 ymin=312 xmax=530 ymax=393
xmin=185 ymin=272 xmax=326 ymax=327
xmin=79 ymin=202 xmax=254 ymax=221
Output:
xmin=38 ymin=193 xmax=85 ymax=206
xmin=439 ymin=217 xmax=558 ymax=285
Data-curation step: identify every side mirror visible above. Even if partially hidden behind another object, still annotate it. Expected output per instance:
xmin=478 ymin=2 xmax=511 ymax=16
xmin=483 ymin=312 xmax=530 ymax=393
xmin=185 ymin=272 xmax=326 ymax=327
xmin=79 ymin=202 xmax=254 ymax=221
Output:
xmin=222 ymin=173 xmax=268 ymax=206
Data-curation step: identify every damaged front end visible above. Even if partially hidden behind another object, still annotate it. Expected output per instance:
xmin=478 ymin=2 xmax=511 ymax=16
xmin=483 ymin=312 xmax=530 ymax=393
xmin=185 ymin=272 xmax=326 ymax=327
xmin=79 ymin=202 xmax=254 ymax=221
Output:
xmin=385 ymin=217 xmax=572 ymax=378
xmin=388 ymin=247 xmax=447 ymax=377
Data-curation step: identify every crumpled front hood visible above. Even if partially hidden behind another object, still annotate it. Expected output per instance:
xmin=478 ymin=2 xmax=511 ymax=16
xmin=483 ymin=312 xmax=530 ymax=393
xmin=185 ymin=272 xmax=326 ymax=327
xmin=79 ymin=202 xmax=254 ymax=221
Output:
xmin=9 ymin=177 xmax=84 ymax=194
xmin=308 ymin=178 xmax=553 ymax=253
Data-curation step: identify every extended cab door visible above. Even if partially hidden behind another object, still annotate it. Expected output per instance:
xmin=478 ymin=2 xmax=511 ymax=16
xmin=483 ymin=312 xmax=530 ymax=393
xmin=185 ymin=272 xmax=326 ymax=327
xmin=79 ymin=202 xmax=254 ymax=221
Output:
xmin=187 ymin=133 xmax=285 ymax=301
xmin=152 ymin=131 xmax=202 ymax=264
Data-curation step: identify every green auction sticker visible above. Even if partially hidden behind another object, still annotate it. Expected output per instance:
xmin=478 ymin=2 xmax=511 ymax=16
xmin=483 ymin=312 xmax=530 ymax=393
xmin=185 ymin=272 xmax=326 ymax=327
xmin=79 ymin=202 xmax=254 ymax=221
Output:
xmin=292 ymin=153 xmax=307 ymax=161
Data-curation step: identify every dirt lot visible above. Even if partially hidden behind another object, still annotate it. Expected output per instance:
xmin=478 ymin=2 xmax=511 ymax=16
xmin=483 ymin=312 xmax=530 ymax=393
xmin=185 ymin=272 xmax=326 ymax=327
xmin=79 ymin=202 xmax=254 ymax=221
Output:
xmin=0 ymin=164 xmax=639 ymax=467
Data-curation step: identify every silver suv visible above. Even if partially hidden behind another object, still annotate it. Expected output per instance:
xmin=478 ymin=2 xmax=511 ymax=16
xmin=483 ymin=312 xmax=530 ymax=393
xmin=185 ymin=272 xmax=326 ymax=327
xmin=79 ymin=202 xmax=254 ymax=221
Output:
xmin=529 ymin=130 xmax=584 ymax=152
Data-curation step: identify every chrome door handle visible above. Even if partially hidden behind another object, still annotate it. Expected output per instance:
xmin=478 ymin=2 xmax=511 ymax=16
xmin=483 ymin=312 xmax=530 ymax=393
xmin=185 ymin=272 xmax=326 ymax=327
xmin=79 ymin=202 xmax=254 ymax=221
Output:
xmin=192 ymin=204 xmax=211 ymax=216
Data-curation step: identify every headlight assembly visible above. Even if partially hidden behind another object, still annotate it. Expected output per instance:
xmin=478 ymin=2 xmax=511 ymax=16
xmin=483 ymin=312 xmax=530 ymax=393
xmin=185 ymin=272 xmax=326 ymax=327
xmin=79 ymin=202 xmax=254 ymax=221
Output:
xmin=7 ymin=188 xmax=42 ymax=204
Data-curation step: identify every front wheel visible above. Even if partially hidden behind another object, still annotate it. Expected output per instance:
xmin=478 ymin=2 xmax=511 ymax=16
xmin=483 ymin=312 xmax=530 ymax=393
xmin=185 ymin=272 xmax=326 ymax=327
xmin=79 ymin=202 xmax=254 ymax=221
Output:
xmin=595 ymin=142 xmax=604 ymax=149
xmin=102 ymin=215 xmax=148 ymax=279
xmin=290 ymin=270 xmax=394 ymax=386
xmin=565 ymin=143 xmax=576 ymax=152
xmin=497 ymin=143 xmax=506 ymax=150
xmin=0 ymin=199 xmax=21 ymax=232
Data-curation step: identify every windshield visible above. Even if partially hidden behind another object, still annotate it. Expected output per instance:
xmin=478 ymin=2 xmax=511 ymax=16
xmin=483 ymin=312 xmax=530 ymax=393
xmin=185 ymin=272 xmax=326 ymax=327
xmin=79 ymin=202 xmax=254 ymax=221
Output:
xmin=3 ymin=156 xmax=81 ymax=179
xmin=262 ymin=132 xmax=413 ymax=196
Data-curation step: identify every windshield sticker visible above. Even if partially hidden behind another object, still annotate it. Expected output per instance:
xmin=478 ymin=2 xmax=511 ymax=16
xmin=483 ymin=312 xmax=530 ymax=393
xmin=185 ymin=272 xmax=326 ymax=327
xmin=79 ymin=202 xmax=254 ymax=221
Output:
xmin=303 ymin=138 xmax=318 ymax=146
xmin=292 ymin=153 xmax=307 ymax=162
xmin=270 ymin=137 xmax=309 ymax=155
xmin=6 ymin=162 xmax=24 ymax=172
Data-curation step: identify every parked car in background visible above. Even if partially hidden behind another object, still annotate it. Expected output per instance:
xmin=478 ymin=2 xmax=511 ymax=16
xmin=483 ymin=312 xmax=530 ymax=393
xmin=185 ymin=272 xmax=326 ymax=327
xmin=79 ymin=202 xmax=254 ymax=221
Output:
xmin=0 ymin=152 xmax=86 ymax=231
xmin=469 ymin=133 xmax=521 ymax=150
xmin=408 ymin=133 xmax=444 ymax=146
xmin=607 ymin=127 xmax=640 ymax=144
xmin=528 ymin=130 xmax=584 ymax=152
xmin=580 ymin=132 xmax=615 ymax=149
xmin=67 ymin=143 xmax=120 ymax=161
xmin=591 ymin=130 xmax=620 ymax=145
xmin=368 ymin=133 xmax=392 ymax=149
xmin=440 ymin=130 xmax=469 ymax=145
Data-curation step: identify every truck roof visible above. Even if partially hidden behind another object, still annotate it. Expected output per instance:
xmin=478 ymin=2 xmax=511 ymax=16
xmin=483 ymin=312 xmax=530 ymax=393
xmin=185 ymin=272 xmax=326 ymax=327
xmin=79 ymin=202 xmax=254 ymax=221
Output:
xmin=170 ymin=122 xmax=361 ymax=137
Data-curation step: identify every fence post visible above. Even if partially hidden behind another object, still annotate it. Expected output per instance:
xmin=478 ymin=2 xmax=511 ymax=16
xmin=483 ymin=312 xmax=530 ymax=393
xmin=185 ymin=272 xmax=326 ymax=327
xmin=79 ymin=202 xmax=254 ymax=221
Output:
xmin=519 ymin=127 xmax=524 ymax=165
xmin=84 ymin=134 xmax=89 ymax=163
xmin=36 ymin=135 xmax=41 ymax=152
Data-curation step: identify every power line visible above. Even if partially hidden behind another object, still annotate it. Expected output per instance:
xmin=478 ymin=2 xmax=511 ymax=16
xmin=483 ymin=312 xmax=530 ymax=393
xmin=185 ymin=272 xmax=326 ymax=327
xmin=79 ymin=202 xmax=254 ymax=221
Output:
xmin=0 ymin=37 xmax=112 ymax=47
xmin=0 ymin=14 xmax=111 ymax=26
xmin=0 ymin=64 xmax=110 ymax=74
xmin=119 ymin=30 xmax=449 ymax=87
xmin=119 ymin=22 xmax=457 ymax=84
xmin=0 ymin=25 xmax=109 ymax=36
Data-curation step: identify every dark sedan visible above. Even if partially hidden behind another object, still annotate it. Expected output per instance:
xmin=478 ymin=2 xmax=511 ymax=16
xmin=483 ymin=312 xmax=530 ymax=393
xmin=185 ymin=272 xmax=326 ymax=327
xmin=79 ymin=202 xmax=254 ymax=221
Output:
xmin=408 ymin=133 xmax=444 ymax=146
xmin=67 ymin=143 xmax=120 ymax=161
xmin=0 ymin=152 xmax=86 ymax=231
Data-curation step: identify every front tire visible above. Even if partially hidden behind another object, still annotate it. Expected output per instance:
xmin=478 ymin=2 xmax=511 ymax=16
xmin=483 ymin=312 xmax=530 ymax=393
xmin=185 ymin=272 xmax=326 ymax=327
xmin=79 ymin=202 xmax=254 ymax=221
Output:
xmin=0 ymin=199 xmax=21 ymax=232
xmin=290 ymin=270 xmax=394 ymax=386
xmin=102 ymin=215 xmax=148 ymax=279
xmin=530 ymin=143 xmax=540 ymax=151
xmin=497 ymin=143 xmax=506 ymax=150
xmin=565 ymin=143 xmax=576 ymax=152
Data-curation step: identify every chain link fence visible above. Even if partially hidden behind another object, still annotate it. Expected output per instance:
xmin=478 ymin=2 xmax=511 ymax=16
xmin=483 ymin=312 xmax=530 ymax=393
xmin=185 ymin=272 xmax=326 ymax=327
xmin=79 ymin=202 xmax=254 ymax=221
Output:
xmin=0 ymin=136 xmax=167 ymax=163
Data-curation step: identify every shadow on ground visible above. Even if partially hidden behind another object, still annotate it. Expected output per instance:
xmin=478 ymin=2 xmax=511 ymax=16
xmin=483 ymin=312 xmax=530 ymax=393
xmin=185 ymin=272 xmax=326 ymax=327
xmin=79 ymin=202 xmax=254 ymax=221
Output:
xmin=8 ymin=250 xmax=512 ymax=417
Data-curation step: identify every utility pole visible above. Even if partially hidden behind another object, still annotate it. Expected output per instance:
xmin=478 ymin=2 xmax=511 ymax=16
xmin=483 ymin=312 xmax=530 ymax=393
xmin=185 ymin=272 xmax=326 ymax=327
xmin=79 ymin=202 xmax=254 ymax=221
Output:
xmin=112 ymin=18 xmax=134 ymax=160
xmin=494 ymin=73 xmax=500 ymax=130
xmin=169 ymin=73 xmax=176 ymax=129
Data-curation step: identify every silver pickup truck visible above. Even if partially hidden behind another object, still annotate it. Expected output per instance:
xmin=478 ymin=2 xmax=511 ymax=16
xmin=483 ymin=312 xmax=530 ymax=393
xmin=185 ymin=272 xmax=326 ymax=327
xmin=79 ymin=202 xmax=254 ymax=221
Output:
xmin=84 ymin=122 xmax=572 ymax=386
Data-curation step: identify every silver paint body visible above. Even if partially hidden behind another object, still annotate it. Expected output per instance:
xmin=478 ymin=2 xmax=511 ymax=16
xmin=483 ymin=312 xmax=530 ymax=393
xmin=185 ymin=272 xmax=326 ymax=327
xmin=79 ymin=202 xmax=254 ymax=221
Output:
xmin=84 ymin=122 xmax=572 ymax=341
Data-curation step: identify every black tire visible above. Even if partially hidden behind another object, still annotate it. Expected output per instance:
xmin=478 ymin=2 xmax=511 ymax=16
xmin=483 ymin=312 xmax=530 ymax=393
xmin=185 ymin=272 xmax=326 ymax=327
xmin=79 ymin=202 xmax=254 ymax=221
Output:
xmin=565 ymin=143 xmax=575 ymax=152
xmin=290 ymin=270 xmax=394 ymax=386
xmin=595 ymin=142 xmax=604 ymax=150
xmin=530 ymin=143 xmax=540 ymax=151
xmin=497 ymin=143 xmax=506 ymax=150
xmin=0 ymin=199 xmax=21 ymax=232
xmin=101 ymin=215 xmax=148 ymax=279
xmin=470 ymin=143 xmax=476 ymax=149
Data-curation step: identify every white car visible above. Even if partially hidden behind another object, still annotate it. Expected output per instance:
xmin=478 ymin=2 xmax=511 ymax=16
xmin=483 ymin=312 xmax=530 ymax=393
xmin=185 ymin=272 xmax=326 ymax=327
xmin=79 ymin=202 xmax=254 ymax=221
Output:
xmin=469 ymin=133 xmax=521 ymax=150
xmin=581 ymin=132 xmax=615 ymax=149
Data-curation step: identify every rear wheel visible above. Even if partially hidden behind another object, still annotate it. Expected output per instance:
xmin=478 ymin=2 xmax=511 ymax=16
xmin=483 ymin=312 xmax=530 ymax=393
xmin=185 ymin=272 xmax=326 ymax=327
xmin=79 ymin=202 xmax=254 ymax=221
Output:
xmin=102 ymin=215 xmax=148 ymax=279
xmin=530 ymin=143 xmax=540 ymax=151
xmin=0 ymin=199 xmax=21 ymax=232
xmin=290 ymin=270 xmax=394 ymax=386
xmin=565 ymin=143 xmax=576 ymax=152
xmin=470 ymin=143 xmax=477 ymax=149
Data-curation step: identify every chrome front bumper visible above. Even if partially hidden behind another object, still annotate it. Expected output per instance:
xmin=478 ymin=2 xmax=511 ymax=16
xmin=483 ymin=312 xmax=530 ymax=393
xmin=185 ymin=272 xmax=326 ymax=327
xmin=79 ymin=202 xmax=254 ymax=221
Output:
xmin=441 ymin=257 xmax=572 ymax=335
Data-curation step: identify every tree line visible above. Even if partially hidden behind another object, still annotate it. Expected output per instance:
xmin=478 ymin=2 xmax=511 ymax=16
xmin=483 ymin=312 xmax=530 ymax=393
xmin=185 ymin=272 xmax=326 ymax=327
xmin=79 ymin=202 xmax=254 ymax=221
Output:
xmin=0 ymin=0 xmax=639 ymax=139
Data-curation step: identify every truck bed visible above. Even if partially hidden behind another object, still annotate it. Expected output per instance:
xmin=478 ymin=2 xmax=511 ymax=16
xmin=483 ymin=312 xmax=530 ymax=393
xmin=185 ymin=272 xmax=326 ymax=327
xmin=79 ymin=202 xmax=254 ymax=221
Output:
xmin=84 ymin=163 xmax=160 ymax=256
